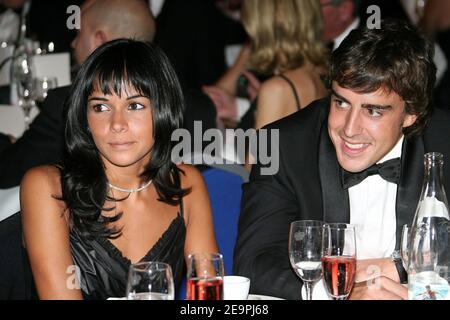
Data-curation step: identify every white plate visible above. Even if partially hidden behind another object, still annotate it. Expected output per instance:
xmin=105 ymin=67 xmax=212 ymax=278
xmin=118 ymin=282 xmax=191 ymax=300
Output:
xmin=247 ymin=294 xmax=284 ymax=300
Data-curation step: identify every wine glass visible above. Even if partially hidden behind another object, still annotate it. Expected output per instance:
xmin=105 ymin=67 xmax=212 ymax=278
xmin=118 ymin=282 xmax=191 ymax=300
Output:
xmin=126 ymin=261 xmax=175 ymax=300
xmin=289 ymin=220 xmax=325 ymax=300
xmin=186 ymin=252 xmax=224 ymax=300
xmin=11 ymin=46 xmax=35 ymax=129
xmin=322 ymin=223 xmax=357 ymax=300
xmin=401 ymin=224 xmax=411 ymax=270
xmin=32 ymin=76 xmax=57 ymax=108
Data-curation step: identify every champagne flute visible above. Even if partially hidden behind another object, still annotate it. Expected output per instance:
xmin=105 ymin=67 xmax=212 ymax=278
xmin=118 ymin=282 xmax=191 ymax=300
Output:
xmin=186 ymin=252 xmax=224 ymax=300
xmin=289 ymin=220 xmax=324 ymax=300
xmin=11 ymin=47 xmax=35 ymax=129
xmin=322 ymin=223 xmax=357 ymax=300
xmin=126 ymin=261 xmax=175 ymax=300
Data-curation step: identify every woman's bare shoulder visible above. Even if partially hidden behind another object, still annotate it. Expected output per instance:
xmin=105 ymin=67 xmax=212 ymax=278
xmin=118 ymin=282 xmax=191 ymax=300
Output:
xmin=20 ymin=165 xmax=63 ymax=205
xmin=260 ymin=75 xmax=290 ymax=96
xmin=21 ymin=165 xmax=61 ymax=190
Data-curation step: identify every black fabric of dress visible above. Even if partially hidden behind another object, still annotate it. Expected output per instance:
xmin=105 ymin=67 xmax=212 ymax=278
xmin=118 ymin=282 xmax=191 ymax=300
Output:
xmin=70 ymin=210 xmax=186 ymax=300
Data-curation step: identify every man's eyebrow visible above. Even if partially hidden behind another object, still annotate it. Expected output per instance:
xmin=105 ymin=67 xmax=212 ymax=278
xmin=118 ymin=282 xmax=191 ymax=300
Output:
xmin=330 ymin=89 xmax=350 ymax=104
xmin=88 ymin=97 xmax=108 ymax=102
xmin=331 ymin=89 xmax=393 ymax=110
xmin=361 ymin=104 xmax=393 ymax=110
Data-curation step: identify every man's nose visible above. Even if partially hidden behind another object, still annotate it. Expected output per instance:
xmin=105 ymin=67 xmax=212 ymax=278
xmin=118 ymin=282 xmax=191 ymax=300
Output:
xmin=343 ymin=109 xmax=363 ymax=138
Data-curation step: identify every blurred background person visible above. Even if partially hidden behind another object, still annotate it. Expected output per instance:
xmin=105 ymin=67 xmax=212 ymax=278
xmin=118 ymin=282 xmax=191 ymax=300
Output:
xmin=419 ymin=0 xmax=450 ymax=110
xmin=205 ymin=0 xmax=362 ymax=130
xmin=241 ymin=0 xmax=328 ymax=130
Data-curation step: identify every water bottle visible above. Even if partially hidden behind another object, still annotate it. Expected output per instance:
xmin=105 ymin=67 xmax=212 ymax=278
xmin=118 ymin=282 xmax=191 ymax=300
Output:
xmin=408 ymin=152 xmax=450 ymax=300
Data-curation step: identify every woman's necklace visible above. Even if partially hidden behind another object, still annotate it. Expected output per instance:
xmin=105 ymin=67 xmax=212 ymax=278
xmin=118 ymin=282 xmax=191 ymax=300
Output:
xmin=108 ymin=179 xmax=153 ymax=194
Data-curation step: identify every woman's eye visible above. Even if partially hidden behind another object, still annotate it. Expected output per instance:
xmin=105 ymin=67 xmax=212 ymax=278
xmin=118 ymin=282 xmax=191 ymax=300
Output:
xmin=92 ymin=104 xmax=109 ymax=112
xmin=128 ymin=102 xmax=145 ymax=110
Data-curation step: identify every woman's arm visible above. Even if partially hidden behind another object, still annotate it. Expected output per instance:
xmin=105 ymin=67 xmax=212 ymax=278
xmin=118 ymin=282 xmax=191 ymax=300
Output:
xmin=179 ymin=165 xmax=219 ymax=259
xmin=214 ymin=44 xmax=251 ymax=95
xmin=20 ymin=166 xmax=83 ymax=299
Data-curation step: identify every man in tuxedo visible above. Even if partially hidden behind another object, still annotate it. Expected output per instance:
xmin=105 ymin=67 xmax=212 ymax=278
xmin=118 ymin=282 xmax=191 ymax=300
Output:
xmin=233 ymin=19 xmax=449 ymax=300
xmin=0 ymin=0 xmax=217 ymax=188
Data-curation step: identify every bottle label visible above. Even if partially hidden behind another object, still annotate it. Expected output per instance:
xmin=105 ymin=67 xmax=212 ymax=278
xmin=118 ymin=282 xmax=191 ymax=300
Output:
xmin=408 ymin=271 xmax=450 ymax=300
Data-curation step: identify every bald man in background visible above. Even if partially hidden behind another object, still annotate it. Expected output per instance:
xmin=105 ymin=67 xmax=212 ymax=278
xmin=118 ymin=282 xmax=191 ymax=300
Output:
xmin=0 ymin=0 xmax=217 ymax=188
xmin=71 ymin=0 xmax=156 ymax=65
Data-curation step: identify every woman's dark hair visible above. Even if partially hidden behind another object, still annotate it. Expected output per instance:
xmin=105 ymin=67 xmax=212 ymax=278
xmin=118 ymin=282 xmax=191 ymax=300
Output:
xmin=328 ymin=18 xmax=436 ymax=137
xmin=60 ymin=39 xmax=188 ymax=239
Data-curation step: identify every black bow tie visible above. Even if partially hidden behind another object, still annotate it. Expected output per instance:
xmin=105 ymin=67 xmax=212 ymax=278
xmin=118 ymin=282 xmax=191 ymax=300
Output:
xmin=341 ymin=157 xmax=401 ymax=189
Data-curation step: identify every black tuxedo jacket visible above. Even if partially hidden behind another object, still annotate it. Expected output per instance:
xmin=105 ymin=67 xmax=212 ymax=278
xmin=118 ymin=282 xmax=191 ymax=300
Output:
xmin=233 ymin=98 xmax=450 ymax=300
xmin=0 ymin=85 xmax=217 ymax=188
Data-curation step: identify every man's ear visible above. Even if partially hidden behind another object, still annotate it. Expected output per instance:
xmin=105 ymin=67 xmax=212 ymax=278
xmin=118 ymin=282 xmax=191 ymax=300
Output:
xmin=402 ymin=113 xmax=418 ymax=128
xmin=94 ymin=30 xmax=108 ymax=47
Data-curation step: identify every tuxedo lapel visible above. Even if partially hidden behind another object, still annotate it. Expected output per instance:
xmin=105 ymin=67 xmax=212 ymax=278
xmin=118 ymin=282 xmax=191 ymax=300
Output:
xmin=318 ymin=122 xmax=350 ymax=224
xmin=395 ymin=136 xmax=424 ymax=249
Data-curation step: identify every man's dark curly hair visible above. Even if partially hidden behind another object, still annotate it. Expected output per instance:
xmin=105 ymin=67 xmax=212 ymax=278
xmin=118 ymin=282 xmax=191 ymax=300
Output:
xmin=329 ymin=18 xmax=436 ymax=137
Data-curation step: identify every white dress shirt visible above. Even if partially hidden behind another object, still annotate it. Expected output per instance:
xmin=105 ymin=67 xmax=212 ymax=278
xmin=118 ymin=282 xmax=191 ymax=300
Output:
xmin=333 ymin=18 xmax=360 ymax=50
xmin=349 ymin=136 xmax=404 ymax=259
xmin=148 ymin=0 xmax=165 ymax=17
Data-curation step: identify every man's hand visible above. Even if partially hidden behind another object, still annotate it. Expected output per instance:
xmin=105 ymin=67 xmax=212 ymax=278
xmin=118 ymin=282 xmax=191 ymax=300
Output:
xmin=350 ymin=276 xmax=408 ymax=300
xmin=202 ymin=85 xmax=238 ymax=122
xmin=241 ymin=70 xmax=261 ymax=102
xmin=356 ymin=258 xmax=399 ymax=283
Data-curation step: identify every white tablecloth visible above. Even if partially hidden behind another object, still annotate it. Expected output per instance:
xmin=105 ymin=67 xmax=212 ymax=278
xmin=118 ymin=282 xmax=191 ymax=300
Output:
xmin=0 ymin=104 xmax=39 ymax=137
xmin=0 ymin=186 xmax=20 ymax=222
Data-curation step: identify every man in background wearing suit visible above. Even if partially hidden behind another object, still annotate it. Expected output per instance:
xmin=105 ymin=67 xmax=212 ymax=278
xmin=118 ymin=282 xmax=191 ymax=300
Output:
xmin=234 ymin=19 xmax=450 ymax=300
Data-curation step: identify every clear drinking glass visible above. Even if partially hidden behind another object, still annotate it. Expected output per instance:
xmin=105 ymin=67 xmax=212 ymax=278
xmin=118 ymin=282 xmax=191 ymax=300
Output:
xmin=322 ymin=223 xmax=357 ymax=300
xmin=186 ymin=252 xmax=224 ymax=300
xmin=289 ymin=220 xmax=324 ymax=300
xmin=33 ymin=76 xmax=57 ymax=107
xmin=13 ymin=52 xmax=34 ymax=129
xmin=126 ymin=261 xmax=175 ymax=300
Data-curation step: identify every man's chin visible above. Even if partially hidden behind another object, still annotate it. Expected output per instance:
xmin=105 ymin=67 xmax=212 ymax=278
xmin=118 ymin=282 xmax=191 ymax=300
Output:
xmin=337 ymin=156 xmax=372 ymax=173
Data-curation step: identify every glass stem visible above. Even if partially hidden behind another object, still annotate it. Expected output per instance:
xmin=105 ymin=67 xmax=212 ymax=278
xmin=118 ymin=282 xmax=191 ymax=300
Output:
xmin=304 ymin=281 xmax=314 ymax=300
